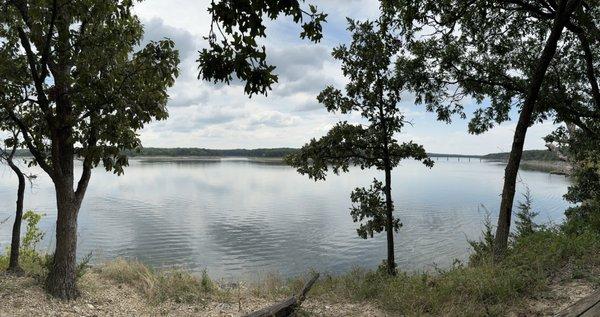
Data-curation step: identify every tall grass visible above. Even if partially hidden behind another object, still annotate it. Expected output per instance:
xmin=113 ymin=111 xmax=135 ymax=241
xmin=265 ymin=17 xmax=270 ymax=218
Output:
xmin=269 ymin=227 xmax=600 ymax=316
xmin=99 ymin=259 xmax=215 ymax=304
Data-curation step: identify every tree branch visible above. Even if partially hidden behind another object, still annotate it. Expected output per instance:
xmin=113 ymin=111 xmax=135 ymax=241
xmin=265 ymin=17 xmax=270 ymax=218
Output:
xmin=75 ymin=114 xmax=98 ymax=202
xmin=504 ymin=0 xmax=555 ymax=19
xmin=574 ymin=29 xmax=600 ymax=108
xmin=39 ymin=0 xmax=59 ymax=80
xmin=5 ymin=108 xmax=54 ymax=177
xmin=14 ymin=27 xmax=53 ymax=117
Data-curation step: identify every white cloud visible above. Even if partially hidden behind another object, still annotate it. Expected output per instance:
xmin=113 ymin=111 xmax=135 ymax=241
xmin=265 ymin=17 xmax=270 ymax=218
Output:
xmin=402 ymin=120 xmax=557 ymax=155
xmin=133 ymin=0 xmax=557 ymax=155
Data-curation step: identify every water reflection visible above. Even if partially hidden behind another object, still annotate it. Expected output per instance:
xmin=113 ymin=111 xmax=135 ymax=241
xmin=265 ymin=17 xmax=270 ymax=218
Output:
xmin=0 ymin=159 xmax=571 ymax=280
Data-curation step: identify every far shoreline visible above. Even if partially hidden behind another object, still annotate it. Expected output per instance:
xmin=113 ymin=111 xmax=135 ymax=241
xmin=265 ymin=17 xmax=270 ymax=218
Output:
xmin=129 ymin=155 xmax=571 ymax=174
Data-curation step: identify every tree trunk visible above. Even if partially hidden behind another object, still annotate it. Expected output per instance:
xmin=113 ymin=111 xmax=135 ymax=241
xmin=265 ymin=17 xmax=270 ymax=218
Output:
xmin=7 ymin=158 xmax=25 ymax=274
xmin=46 ymin=183 xmax=81 ymax=300
xmin=494 ymin=1 xmax=579 ymax=257
xmin=46 ymin=126 xmax=81 ymax=299
xmin=384 ymin=165 xmax=396 ymax=275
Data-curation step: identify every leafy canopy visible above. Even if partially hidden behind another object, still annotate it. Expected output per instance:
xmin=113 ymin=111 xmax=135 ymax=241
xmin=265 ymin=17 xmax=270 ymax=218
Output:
xmin=198 ymin=0 xmax=327 ymax=96
xmin=382 ymin=0 xmax=600 ymax=134
xmin=547 ymin=123 xmax=600 ymax=233
xmin=0 ymin=0 xmax=180 ymax=176
xmin=287 ymin=19 xmax=433 ymax=239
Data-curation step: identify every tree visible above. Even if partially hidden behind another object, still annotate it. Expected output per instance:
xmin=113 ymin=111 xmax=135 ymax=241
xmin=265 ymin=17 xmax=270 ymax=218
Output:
xmin=198 ymin=0 xmax=327 ymax=96
xmin=382 ymin=0 xmax=599 ymax=257
xmin=0 ymin=1 xmax=179 ymax=298
xmin=0 ymin=130 xmax=26 ymax=274
xmin=286 ymin=19 xmax=433 ymax=275
xmin=546 ymin=123 xmax=600 ymax=233
xmin=513 ymin=188 xmax=539 ymax=238
xmin=0 ymin=31 xmax=29 ymax=275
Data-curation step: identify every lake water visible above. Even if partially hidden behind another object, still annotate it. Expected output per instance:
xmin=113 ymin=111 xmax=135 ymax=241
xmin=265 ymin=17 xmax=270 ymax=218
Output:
xmin=0 ymin=158 xmax=571 ymax=280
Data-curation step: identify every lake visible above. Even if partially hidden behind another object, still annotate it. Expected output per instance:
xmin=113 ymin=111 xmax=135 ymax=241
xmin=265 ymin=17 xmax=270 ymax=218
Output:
xmin=0 ymin=158 xmax=571 ymax=280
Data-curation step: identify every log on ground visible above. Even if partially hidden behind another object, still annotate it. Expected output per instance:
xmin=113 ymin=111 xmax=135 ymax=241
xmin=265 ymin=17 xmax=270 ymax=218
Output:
xmin=243 ymin=273 xmax=320 ymax=317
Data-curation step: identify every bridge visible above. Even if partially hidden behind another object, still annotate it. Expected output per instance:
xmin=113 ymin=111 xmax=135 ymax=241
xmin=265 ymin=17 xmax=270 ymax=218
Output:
xmin=428 ymin=153 xmax=484 ymax=162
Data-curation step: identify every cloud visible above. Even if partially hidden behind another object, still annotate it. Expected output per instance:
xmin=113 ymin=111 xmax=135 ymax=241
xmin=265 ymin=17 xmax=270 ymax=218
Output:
xmin=245 ymin=111 xmax=301 ymax=129
xmin=293 ymin=100 xmax=323 ymax=112
xmin=142 ymin=17 xmax=200 ymax=60
xmin=133 ymin=0 xmax=212 ymax=35
xmin=267 ymin=45 xmax=330 ymax=80
xmin=132 ymin=0 xmax=558 ymax=154
xmin=152 ymin=104 xmax=244 ymax=133
xmin=266 ymin=45 xmax=343 ymax=103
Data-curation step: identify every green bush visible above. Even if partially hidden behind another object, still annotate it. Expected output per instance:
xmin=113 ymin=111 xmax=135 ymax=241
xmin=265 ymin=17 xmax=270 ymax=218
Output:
xmin=467 ymin=207 xmax=495 ymax=266
xmin=1 ymin=211 xmax=48 ymax=276
xmin=1 ymin=211 xmax=93 ymax=280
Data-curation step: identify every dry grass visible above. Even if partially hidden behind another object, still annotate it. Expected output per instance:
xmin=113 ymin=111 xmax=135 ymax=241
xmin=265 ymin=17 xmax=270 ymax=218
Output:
xmin=98 ymin=259 xmax=214 ymax=305
xmin=0 ymin=263 xmax=382 ymax=316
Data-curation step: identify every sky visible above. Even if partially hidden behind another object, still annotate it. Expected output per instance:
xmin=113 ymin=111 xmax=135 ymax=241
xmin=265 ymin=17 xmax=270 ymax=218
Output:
xmin=132 ymin=0 xmax=557 ymax=155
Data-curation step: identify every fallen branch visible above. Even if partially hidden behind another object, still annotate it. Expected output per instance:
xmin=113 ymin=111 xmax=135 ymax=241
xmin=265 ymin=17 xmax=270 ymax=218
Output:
xmin=556 ymin=289 xmax=600 ymax=316
xmin=244 ymin=273 xmax=320 ymax=317
xmin=0 ymin=216 xmax=10 ymax=225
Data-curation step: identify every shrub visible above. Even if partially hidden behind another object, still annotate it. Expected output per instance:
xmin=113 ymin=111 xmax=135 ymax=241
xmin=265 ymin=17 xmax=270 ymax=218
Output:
xmin=467 ymin=206 xmax=495 ymax=266
xmin=513 ymin=189 xmax=540 ymax=238
xmin=1 ymin=211 xmax=47 ymax=276
xmin=1 ymin=211 xmax=93 ymax=280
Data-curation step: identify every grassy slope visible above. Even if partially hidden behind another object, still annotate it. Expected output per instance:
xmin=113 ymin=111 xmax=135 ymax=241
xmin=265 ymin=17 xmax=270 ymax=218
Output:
xmin=278 ymin=228 xmax=600 ymax=316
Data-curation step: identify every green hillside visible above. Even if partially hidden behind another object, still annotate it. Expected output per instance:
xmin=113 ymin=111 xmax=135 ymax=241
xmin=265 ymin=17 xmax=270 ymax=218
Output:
xmin=482 ymin=149 xmax=560 ymax=161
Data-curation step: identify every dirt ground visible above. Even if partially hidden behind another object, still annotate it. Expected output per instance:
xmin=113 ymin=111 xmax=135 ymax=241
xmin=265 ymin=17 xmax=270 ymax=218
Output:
xmin=0 ymin=271 xmax=595 ymax=316
xmin=0 ymin=272 xmax=385 ymax=317
xmin=514 ymin=280 xmax=595 ymax=316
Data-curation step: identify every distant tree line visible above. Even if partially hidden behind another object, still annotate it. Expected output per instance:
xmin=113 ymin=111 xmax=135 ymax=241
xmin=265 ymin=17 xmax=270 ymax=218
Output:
xmin=122 ymin=147 xmax=299 ymax=158
xmin=11 ymin=147 xmax=561 ymax=161
xmin=482 ymin=150 xmax=561 ymax=162
xmin=9 ymin=147 xmax=299 ymax=158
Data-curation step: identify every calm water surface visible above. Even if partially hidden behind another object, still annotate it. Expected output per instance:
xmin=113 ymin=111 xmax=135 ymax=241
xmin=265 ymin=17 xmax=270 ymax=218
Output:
xmin=0 ymin=158 xmax=571 ymax=280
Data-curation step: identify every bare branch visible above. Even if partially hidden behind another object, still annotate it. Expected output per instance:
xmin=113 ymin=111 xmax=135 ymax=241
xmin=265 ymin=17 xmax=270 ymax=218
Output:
xmin=5 ymin=109 xmax=54 ymax=177
xmin=575 ymin=32 xmax=600 ymax=108
xmin=39 ymin=0 xmax=59 ymax=80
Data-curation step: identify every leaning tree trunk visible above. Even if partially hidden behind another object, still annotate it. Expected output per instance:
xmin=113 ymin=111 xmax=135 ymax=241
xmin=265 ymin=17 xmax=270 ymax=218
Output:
xmin=494 ymin=2 xmax=578 ymax=257
xmin=7 ymin=158 xmax=26 ymax=274
xmin=384 ymin=164 xmax=396 ymax=276
xmin=46 ymin=182 xmax=81 ymax=299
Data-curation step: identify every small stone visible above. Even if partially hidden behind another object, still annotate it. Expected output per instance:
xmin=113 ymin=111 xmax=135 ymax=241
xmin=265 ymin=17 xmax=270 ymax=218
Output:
xmin=87 ymin=303 xmax=95 ymax=309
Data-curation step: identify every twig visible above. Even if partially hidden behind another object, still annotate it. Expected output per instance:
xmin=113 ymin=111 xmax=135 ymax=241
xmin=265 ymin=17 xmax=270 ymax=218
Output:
xmin=0 ymin=216 xmax=10 ymax=225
